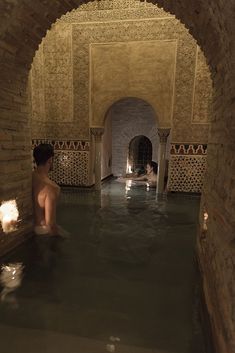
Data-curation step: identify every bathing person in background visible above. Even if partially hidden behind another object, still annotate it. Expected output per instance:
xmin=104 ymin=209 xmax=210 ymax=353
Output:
xmin=32 ymin=143 xmax=68 ymax=237
xmin=133 ymin=161 xmax=158 ymax=186
xmin=118 ymin=161 xmax=158 ymax=187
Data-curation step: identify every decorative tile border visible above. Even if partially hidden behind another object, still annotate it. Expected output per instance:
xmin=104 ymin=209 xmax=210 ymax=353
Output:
xmin=32 ymin=139 xmax=90 ymax=186
xmin=32 ymin=139 xmax=90 ymax=151
xmin=168 ymin=144 xmax=207 ymax=193
xmin=31 ymin=140 xmax=207 ymax=191
xmin=170 ymin=143 xmax=207 ymax=155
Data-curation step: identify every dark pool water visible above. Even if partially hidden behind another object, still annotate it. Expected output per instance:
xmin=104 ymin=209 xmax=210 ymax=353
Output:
xmin=0 ymin=180 xmax=206 ymax=353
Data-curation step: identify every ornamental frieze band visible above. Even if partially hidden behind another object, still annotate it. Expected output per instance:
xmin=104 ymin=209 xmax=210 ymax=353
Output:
xmin=32 ymin=139 xmax=90 ymax=151
xmin=170 ymin=144 xmax=207 ymax=155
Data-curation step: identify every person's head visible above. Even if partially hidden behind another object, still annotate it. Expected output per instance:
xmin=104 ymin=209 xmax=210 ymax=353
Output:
xmin=146 ymin=161 xmax=158 ymax=175
xmin=33 ymin=143 xmax=54 ymax=170
xmin=136 ymin=165 xmax=145 ymax=177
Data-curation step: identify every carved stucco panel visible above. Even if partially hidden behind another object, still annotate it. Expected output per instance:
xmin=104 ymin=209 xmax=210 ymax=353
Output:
xmin=72 ymin=32 xmax=90 ymax=138
xmin=61 ymin=0 xmax=171 ymax=23
xmin=31 ymin=1 xmax=211 ymax=142
xmin=43 ymin=23 xmax=73 ymax=123
xmin=30 ymin=45 xmax=46 ymax=122
xmin=72 ymin=17 xmax=208 ymax=141
xmin=192 ymin=46 xmax=212 ymax=124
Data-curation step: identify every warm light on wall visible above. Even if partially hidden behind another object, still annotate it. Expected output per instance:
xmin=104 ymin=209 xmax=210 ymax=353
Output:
xmin=203 ymin=211 xmax=208 ymax=231
xmin=126 ymin=158 xmax=132 ymax=174
xmin=58 ymin=154 xmax=69 ymax=167
xmin=0 ymin=200 xmax=19 ymax=233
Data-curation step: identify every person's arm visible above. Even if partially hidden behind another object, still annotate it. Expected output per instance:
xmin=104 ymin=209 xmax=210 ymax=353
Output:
xmin=44 ymin=187 xmax=58 ymax=235
xmin=133 ymin=174 xmax=147 ymax=181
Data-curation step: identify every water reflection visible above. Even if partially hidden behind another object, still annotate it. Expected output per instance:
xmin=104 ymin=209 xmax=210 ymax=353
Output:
xmin=0 ymin=262 xmax=24 ymax=306
xmin=0 ymin=181 xmax=202 ymax=352
xmin=125 ymin=179 xmax=132 ymax=194
xmin=91 ymin=180 xmax=165 ymax=265
xmin=106 ymin=336 xmax=120 ymax=352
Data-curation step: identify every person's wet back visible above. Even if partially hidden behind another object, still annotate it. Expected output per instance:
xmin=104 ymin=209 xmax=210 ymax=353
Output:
xmin=32 ymin=143 xmax=69 ymax=237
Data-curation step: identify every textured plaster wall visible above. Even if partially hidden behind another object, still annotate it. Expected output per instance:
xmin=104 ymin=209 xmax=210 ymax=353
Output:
xmin=90 ymin=40 xmax=176 ymax=126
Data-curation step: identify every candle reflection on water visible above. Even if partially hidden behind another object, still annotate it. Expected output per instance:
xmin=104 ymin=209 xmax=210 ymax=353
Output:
xmin=0 ymin=263 xmax=24 ymax=303
xmin=125 ymin=179 xmax=132 ymax=194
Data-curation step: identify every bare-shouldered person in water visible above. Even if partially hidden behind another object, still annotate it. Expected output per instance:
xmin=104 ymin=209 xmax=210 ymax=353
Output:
xmin=118 ymin=161 xmax=158 ymax=187
xmin=32 ymin=143 xmax=68 ymax=237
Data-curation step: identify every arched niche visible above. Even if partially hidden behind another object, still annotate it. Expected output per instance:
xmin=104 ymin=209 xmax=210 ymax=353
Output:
xmin=103 ymin=97 xmax=159 ymax=177
xmin=128 ymin=135 xmax=153 ymax=174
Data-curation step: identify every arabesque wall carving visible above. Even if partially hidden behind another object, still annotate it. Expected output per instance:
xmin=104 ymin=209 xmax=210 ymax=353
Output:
xmin=31 ymin=0 xmax=211 ymax=143
xmin=32 ymin=139 xmax=90 ymax=186
xmin=30 ymin=0 xmax=212 ymax=187
xmin=168 ymin=144 xmax=207 ymax=192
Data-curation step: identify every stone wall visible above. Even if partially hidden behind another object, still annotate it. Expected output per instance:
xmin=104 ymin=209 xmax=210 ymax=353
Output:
xmin=0 ymin=1 xmax=234 ymax=351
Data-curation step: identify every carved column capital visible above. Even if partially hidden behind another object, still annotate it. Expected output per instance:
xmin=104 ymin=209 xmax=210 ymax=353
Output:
xmin=157 ymin=128 xmax=171 ymax=143
xmin=90 ymin=127 xmax=104 ymax=142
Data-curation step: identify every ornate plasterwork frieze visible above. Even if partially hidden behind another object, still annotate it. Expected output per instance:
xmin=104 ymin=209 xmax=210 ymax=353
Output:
xmin=170 ymin=143 xmax=207 ymax=155
xmin=32 ymin=139 xmax=90 ymax=151
xmin=168 ymin=143 xmax=207 ymax=192
xmin=31 ymin=0 xmax=211 ymax=143
xmin=32 ymin=139 xmax=90 ymax=186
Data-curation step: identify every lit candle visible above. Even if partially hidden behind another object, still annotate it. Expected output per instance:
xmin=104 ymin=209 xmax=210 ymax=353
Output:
xmin=0 ymin=200 xmax=19 ymax=233
xmin=203 ymin=211 xmax=208 ymax=231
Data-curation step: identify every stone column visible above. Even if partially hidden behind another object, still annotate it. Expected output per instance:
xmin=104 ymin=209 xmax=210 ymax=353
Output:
xmin=90 ymin=127 xmax=104 ymax=191
xmin=157 ymin=128 xmax=170 ymax=194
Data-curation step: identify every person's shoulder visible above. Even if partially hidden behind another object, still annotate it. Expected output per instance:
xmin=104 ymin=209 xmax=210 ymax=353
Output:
xmin=45 ymin=179 xmax=60 ymax=196
xmin=44 ymin=183 xmax=58 ymax=200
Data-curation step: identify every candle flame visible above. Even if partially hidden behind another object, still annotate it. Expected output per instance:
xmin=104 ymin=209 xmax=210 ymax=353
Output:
xmin=0 ymin=200 xmax=19 ymax=233
xmin=203 ymin=211 xmax=208 ymax=231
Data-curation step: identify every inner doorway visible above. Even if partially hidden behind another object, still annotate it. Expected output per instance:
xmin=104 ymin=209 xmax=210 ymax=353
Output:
xmin=128 ymin=135 xmax=152 ymax=174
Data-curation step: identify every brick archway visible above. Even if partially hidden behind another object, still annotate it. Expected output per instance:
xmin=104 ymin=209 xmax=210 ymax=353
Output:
xmin=0 ymin=1 xmax=234 ymax=352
